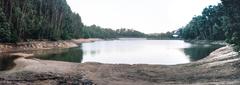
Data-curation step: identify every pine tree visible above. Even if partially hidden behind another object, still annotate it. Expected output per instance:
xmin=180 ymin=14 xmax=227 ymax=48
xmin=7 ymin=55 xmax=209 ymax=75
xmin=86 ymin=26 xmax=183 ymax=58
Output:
xmin=0 ymin=8 xmax=11 ymax=42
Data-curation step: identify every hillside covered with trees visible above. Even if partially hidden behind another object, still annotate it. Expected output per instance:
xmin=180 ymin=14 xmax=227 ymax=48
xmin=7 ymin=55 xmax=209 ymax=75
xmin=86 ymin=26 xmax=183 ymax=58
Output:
xmin=147 ymin=32 xmax=177 ymax=40
xmin=0 ymin=0 xmax=148 ymax=42
xmin=82 ymin=25 xmax=146 ymax=39
xmin=1 ymin=0 xmax=240 ymax=45
xmin=178 ymin=0 xmax=240 ymax=49
xmin=0 ymin=0 xmax=84 ymax=42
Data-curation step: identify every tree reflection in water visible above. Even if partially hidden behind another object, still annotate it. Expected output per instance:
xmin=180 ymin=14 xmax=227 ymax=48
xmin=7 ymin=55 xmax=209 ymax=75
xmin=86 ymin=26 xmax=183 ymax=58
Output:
xmin=0 ymin=55 xmax=19 ymax=71
xmin=36 ymin=47 xmax=83 ymax=63
xmin=183 ymin=44 xmax=223 ymax=61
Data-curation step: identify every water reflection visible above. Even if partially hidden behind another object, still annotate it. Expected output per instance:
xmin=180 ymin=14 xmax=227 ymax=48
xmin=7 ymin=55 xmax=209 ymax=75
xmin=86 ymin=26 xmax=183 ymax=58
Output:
xmin=0 ymin=55 xmax=18 ymax=71
xmin=183 ymin=44 xmax=223 ymax=61
xmin=35 ymin=47 xmax=83 ymax=63
xmin=81 ymin=40 xmax=191 ymax=65
xmin=29 ymin=40 xmax=224 ymax=65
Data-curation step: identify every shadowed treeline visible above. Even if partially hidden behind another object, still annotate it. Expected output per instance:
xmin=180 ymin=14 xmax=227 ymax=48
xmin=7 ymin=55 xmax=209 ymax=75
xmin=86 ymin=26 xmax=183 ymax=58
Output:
xmin=0 ymin=0 xmax=84 ymax=42
xmin=178 ymin=0 xmax=240 ymax=50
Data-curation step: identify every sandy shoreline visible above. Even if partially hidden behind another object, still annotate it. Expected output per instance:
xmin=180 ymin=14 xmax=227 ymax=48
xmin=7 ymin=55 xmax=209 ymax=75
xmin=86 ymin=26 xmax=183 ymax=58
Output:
xmin=0 ymin=45 xmax=239 ymax=85
xmin=0 ymin=38 xmax=101 ymax=53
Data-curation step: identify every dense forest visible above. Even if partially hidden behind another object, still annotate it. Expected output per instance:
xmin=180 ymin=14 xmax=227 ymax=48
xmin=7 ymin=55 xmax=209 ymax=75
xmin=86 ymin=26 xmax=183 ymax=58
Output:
xmin=147 ymin=31 xmax=177 ymax=40
xmin=0 ymin=0 xmax=148 ymax=42
xmin=0 ymin=0 xmax=84 ymax=42
xmin=1 ymin=0 xmax=240 ymax=47
xmin=83 ymin=25 xmax=146 ymax=39
xmin=178 ymin=4 xmax=225 ymax=40
xmin=82 ymin=25 xmax=177 ymax=39
xmin=178 ymin=0 xmax=240 ymax=49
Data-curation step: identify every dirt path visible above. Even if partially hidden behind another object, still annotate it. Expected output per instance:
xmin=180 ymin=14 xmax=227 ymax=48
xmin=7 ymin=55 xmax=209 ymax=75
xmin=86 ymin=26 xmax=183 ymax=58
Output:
xmin=0 ymin=45 xmax=239 ymax=85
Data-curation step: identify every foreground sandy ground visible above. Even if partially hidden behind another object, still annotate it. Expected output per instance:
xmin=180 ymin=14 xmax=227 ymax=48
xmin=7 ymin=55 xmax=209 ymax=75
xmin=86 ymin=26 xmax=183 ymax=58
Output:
xmin=0 ymin=45 xmax=240 ymax=85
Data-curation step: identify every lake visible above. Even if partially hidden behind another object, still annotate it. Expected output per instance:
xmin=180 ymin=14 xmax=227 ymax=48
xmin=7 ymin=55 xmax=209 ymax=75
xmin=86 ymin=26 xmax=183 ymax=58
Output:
xmin=34 ymin=39 xmax=223 ymax=65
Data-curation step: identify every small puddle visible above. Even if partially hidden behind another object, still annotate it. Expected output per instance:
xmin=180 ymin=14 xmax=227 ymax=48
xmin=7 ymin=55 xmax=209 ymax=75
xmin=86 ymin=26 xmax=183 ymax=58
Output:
xmin=0 ymin=54 xmax=20 ymax=71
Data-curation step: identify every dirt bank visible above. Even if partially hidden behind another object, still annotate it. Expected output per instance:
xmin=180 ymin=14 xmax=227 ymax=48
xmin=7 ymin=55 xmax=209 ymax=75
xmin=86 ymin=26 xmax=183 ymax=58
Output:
xmin=72 ymin=38 xmax=102 ymax=44
xmin=184 ymin=40 xmax=227 ymax=45
xmin=0 ymin=38 xmax=100 ymax=53
xmin=0 ymin=45 xmax=239 ymax=85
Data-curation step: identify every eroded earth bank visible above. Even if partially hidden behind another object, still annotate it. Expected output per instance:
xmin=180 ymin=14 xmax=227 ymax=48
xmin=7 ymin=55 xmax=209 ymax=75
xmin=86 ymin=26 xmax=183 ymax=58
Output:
xmin=0 ymin=45 xmax=240 ymax=85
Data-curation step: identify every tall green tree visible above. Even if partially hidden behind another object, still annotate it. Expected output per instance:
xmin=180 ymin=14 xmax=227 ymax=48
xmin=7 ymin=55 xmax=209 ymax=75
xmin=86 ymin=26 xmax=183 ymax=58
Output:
xmin=221 ymin=0 xmax=240 ymax=45
xmin=179 ymin=4 xmax=226 ymax=40
xmin=178 ymin=0 xmax=240 ymax=50
xmin=0 ymin=8 xmax=11 ymax=42
xmin=0 ymin=0 xmax=84 ymax=42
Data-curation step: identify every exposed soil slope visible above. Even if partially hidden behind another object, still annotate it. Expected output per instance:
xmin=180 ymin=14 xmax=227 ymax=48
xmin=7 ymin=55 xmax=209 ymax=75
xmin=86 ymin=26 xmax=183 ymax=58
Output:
xmin=0 ymin=38 xmax=101 ymax=53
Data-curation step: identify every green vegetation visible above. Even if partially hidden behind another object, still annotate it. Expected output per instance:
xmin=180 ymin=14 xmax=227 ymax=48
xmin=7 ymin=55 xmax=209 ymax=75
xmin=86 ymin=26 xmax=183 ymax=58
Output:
xmin=83 ymin=25 xmax=177 ymax=39
xmin=0 ymin=0 xmax=181 ymax=42
xmin=0 ymin=0 xmax=84 ymax=42
xmin=178 ymin=4 xmax=225 ymax=40
xmin=147 ymin=31 xmax=177 ymax=40
xmin=178 ymin=0 xmax=240 ymax=50
xmin=116 ymin=28 xmax=145 ymax=38
xmin=83 ymin=25 xmax=117 ymax=39
xmin=1 ymin=0 xmax=240 ymax=50
xmin=0 ymin=0 xmax=146 ymax=42
xmin=0 ymin=8 xmax=11 ymax=42
xmin=82 ymin=25 xmax=146 ymax=39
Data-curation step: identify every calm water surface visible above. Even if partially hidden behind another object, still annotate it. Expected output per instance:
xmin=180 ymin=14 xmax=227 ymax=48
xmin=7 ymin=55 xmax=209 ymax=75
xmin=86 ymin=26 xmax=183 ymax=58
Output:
xmin=34 ymin=40 xmax=223 ymax=65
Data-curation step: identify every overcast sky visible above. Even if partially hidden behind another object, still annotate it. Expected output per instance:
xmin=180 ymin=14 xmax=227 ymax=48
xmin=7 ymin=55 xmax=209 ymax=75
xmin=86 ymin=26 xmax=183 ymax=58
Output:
xmin=66 ymin=0 xmax=221 ymax=33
